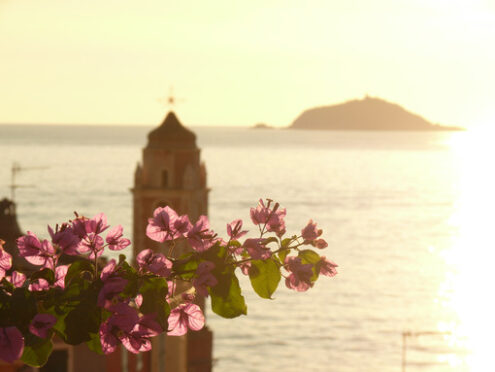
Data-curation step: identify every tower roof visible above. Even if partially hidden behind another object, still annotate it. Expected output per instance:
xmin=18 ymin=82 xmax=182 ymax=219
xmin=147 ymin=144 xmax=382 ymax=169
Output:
xmin=147 ymin=111 xmax=197 ymax=150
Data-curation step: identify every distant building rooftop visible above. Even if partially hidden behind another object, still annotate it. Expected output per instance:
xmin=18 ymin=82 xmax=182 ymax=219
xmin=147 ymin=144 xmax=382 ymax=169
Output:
xmin=147 ymin=111 xmax=197 ymax=150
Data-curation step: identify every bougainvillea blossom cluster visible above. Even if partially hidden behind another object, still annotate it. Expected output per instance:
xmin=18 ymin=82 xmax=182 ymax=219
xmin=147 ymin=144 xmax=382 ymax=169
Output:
xmin=0 ymin=199 xmax=337 ymax=367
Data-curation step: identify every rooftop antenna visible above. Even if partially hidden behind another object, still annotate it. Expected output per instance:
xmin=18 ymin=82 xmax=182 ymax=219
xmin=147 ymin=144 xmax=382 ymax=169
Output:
xmin=9 ymin=162 xmax=48 ymax=201
xmin=157 ymin=86 xmax=186 ymax=111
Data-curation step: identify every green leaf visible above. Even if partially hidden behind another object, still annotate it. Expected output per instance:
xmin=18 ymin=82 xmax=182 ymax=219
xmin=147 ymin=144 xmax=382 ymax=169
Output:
xmin=21 ymin=338 xmax=53 ymax=367
xmin=86 ymin=332 xmax=104 ymax=355
xmin=248 ymin=259 xmax=281 ymax=299
xmin=173 ymin=259 xmax=199 ymax=281
xmin=64 ymin=284 xmax=100 ymax=345
xmin=139 ymin=277 xmax=170 ymax=330
xmin=298 ymin=249 xmax=321 ymax=281
xmin=31 ymin=268 xmax=55 ymax=284
xmin=201 ymin=242 xmax=227 ymax=263
xmin=280 ymin=238 xmax=293 ymax=249
xmin=228 ymin=240 xmax=241 ymax=248
xmin=65 ymin=259 xmax=94 ymax=286
xmin=119 ymin=254 xmax=127 ymax=264
xmin=278 ymin=249 xmax=290 ymax=263
xmin=0 ymin=278 xmax=15 ymax=293
xmin=262 ymin=237 xmax=278 ymax=246
xmin=210 ymin=273 xmax=247 ymax=318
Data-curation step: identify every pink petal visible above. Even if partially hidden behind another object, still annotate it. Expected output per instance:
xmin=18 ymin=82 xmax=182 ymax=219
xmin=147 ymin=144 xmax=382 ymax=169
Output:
xmin=10 ymin=271 xmax=26 ymax=288
xmin=54 ymin=265 xmax=69 ymax=289
xmin=29 ymin=314 xmax=56 ymax=338
xmin=184 ymin=304 xmax=205 ymax=331
xmin=0 ymin=327 xmax=24 ymax=363
xmin=167 ymin=308 xmax=187 ymax=336
xmin=0 ymin=248 xmax=12 ymax=278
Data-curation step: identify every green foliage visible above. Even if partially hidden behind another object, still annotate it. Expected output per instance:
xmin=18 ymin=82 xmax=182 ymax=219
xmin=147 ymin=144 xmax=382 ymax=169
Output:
xmin=21 ymin=338 xmax=53 ymax=367
xmin=86 ymin=332 xmax=104 ymax=355
xmin=63 ymin=284 xmax=101 ymax=345
xmin=278 ymin=236 xmax=296 ymax=262
xmin=210 ymin=270 xmax=247 ymax=318
xmin=298 ymin=249 xmax=321 ymax=281
xmin=31 ymin=268 xmax=55 ymax=284
xmin=139 ymin=276 xmax=170 ymax=330
xmin=248 ymin=259 xmax=281 ymax=299
xmin=65 ymin=260 xmax=94 ymax=286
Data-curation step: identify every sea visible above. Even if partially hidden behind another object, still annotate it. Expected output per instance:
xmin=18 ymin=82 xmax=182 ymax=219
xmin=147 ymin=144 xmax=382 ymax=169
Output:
xmin=0 ymin=124 xmax=494 ymax=372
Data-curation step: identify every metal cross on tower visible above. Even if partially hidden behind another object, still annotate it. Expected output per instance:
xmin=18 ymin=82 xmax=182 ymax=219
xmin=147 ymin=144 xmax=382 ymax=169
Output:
xmin=157 ymin=86 xmax=186 ymax=111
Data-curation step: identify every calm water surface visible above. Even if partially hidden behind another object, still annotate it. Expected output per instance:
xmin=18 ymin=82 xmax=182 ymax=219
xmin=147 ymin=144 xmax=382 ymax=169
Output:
xmin=0 ymin=124 xmax=493 ymax=371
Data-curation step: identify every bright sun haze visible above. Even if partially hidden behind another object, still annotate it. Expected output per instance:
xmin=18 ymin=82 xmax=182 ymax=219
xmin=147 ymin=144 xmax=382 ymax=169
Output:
xmin=0 ymin=0 xmax=494 ymax=127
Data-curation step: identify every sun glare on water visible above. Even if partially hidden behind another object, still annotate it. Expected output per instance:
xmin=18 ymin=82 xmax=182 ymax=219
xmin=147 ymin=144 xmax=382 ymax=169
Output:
xmin=439 ymin=126 xmax=495 ymax=370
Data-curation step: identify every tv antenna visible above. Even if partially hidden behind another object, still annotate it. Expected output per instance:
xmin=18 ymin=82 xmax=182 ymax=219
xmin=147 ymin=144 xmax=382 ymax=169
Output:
xmin=157 ymin=86 xmax=186 ymax=110
xmin=9 ymin=162 xmax=48 ymax=201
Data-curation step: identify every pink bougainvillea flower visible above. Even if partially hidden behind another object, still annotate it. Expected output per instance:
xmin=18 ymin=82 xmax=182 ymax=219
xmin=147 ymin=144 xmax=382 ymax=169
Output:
xmin=97 ymin=277 xmax=128 ymax=308
xmin=99 ymin=303 xmax=138 ymax=354
xmin=100 ymin=259 xmax=117 ymax=282
xmin=47 ymin=224 xmax=80 ymax=256
xmin=0 ymin=244 xmax=12 ymax=280
xmin=86 ymin=213 xmax=109 ymax=235
xmin=100 ymin=304 xmax=161 ymax=355
xmin=301 ymin=219 xmax=321 ymax=241
xmin=72 ymin=213 xmax=109 ymax=237
xmin=28 ymin=278 xmax=50 ymax=292
xmin=192 ymin=261 xmax=218 ymax=297
xmin=71 ymin=214 xmax=109 ymax=258
xmin=105 ymin=225 xmax=131 ymax=251
xmin=76 ymin=232 xmax=105 ymax=259
xmin=146 ymin=206 xmax=179 ymax=242
xmin=250 ymin=199 xmax=286 ymax=236
xmin=225 ymin=239 xmax=243 ymax=255
xmin=6 ymin=271 xmax=26 ymax=288
xmin=284 ymin=256 xmax=314 ymax=292
xmin=71 ymin=216 xmax=89 ymax=238
xmin=226 ymin=219 xmax=247 ymax=240
xmin=134 ymin=294 xmax=143 ymax=308
xmin=99 ymin=320 xmax=119 ymax=355
xmin=266 ymin=206 xmax=286 ymax=236
xmin=29 ymin=314 xmax=56 ymax=338
xmin=187 ymin=216 xmax=216 ymax=252
xmin=313 ymin=238 xmax=328 ymax=249
xmin=243 ymin=238 xmax=271 ymax=260
xmin=136 ymin=249 xmax=172 ymax=277
xmin=250 ymin=199 xmax=270 ymax=225
xmin=239 ymin=261 xmax=251 ymax=276
xmin=167 ymin=303 xmax=205 ymax=336
xmin=121 ymin=314 xmax=162 ymax=354
xmin=318 ymin=256 xmax=338 ymax=277
xmin=17 ymin=232 xmax=56 ymax=269
xmin=54 ymin=265 xmax=69 ymax=289
xmin=174 ymin=215 xmax=192 ymax=238
xmin=0 ymin=327 xmax=24 ymax=363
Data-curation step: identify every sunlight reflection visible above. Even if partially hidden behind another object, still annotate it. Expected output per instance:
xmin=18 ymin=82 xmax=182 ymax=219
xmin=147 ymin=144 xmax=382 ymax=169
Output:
xmin=441 ymin=128 xmax=495 ymax=371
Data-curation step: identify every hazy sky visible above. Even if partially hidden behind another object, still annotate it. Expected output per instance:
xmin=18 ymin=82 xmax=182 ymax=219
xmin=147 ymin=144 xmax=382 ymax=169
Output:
xmin=1 ymin=0 xmax=494 ymax=127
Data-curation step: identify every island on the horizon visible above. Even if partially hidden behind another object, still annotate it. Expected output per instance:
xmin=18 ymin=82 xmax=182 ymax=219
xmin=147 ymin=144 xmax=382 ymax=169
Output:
xmin=252 ymin=122 xmax=274 ymax=130
xmin=290 ymin=96 xmax=464 ymax=131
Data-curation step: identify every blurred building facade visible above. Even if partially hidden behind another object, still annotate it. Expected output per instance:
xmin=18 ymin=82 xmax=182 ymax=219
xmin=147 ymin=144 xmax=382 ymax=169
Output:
xmin=129 ymin=111 xmax=212 ymax=372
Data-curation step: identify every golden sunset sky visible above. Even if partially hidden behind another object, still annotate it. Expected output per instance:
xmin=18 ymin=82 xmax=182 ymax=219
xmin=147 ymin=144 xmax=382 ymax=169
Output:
xmin=1 ymin=0 xmax=494 ymax=127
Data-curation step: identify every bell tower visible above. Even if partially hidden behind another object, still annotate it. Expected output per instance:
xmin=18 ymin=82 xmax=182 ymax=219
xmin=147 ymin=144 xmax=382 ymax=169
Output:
xmin=131 ymin=111 xmax=212 ymax=372
xmin=133 ymin=111 xmax=208 ymax=254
